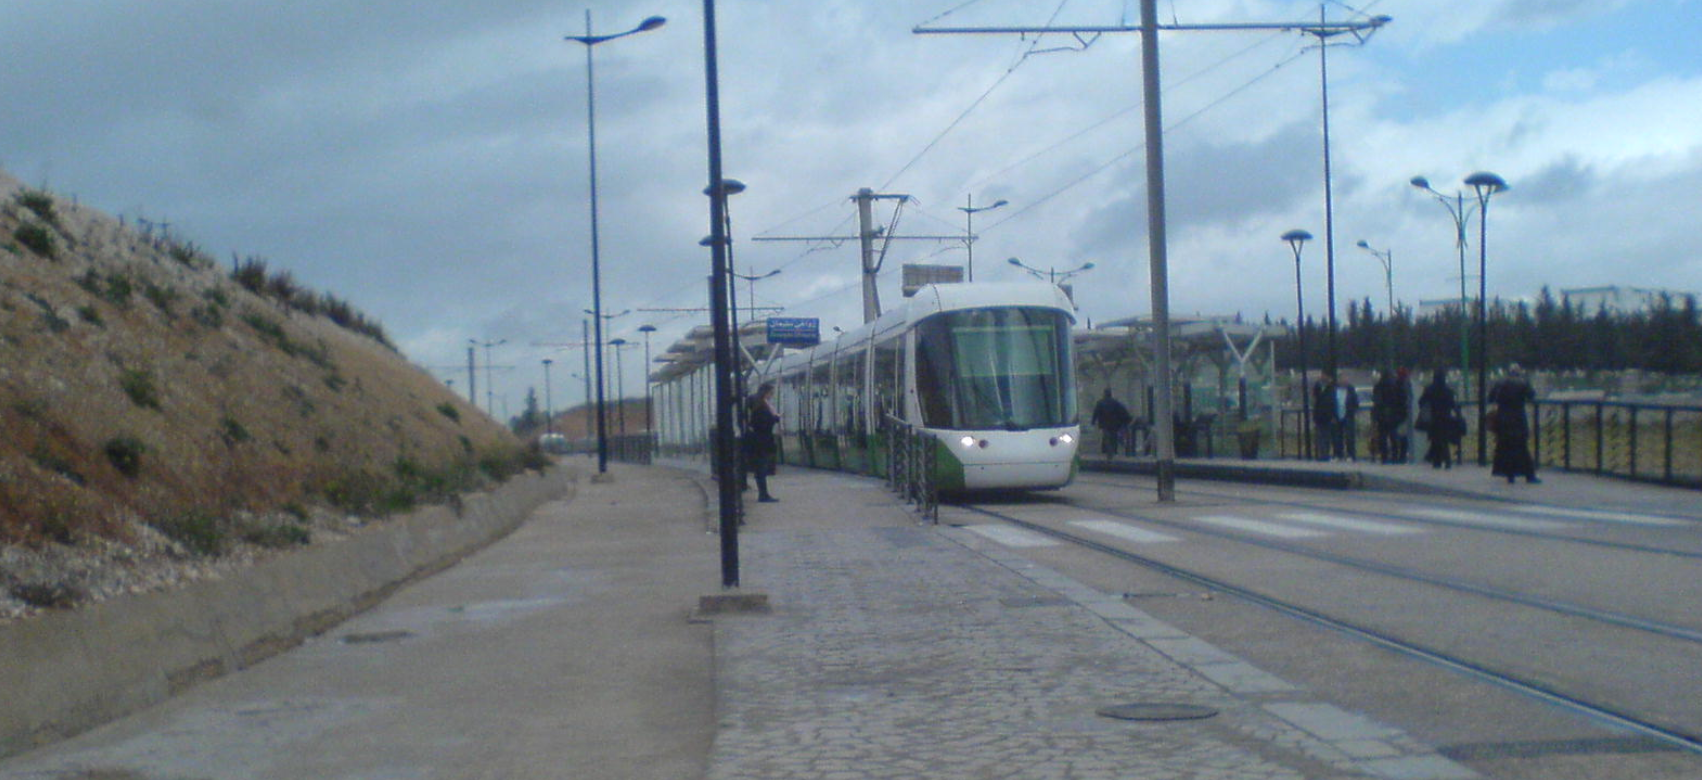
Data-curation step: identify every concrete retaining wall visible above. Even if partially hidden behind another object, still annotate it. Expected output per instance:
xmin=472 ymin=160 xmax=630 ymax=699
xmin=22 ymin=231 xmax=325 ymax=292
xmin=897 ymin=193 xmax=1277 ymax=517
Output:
xmin=0 ymin=466 xmax=578 ymax=759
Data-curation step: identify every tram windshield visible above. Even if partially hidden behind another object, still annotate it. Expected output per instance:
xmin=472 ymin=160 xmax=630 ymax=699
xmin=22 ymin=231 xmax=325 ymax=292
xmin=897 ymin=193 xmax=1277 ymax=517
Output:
xmin=914 ymin=307 xmax=1075 ymax=431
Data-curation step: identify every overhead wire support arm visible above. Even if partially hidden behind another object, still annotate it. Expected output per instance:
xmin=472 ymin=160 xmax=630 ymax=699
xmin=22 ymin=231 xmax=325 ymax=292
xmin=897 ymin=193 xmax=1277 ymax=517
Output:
xmin=913 ymin=19 xmax=1390 ymax=36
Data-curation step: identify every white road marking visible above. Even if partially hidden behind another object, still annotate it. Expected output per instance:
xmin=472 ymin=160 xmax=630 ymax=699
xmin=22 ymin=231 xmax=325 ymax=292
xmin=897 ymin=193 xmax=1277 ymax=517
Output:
xmin=964 ymin=524 xmax=1060 ymax=547
xmin=1193 ymin=515 xmax=1329 ymax=538
xmin=1510 ymin=504 xmax=1689 ymax=527
xmin=1403 ymin=507 xmax=1570 ymax=531
xmin=1275 ymin=512 xmax=1423 ymax=535
xmin=1068 ymin=519 xmax=1181 ymax=544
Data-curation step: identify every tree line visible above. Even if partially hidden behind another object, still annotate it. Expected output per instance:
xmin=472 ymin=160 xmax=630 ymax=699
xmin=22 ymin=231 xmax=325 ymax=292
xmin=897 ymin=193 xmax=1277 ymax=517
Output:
xmin=1272 ymin=288 xmax=1702 ymax=375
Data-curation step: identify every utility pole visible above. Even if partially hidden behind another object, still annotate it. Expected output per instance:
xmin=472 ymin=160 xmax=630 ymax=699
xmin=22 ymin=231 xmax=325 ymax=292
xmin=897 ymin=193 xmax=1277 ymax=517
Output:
xmin=754 ymin=189 xmax=963 ymax=323
xmin=466 ymin=346 xmax=477 ymax=407
xmin=915 ymin=5 xmax=1389 ymax=503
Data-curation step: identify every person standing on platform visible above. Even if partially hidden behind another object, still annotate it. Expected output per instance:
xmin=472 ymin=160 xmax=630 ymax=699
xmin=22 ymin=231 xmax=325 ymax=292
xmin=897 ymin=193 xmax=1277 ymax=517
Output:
xmin=746 ymin=382 xmax=781 ymax=502
xmin=1416 ymin=369 xmax=1461 ymax=469
xmin=1090 ymin=388 xmax=1133 ymax=458
xmin=1311 ymin=375 xmax=1337 ymax=461
xmin=1372 ymin=370 xmax=1410 ymax=464
xmin=1489 ymin=365 xmax=1541 ymax=484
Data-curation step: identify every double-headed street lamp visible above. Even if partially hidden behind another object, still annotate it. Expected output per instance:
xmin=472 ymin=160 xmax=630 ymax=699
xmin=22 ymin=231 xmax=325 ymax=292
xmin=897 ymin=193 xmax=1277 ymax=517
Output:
xmin=1466 ymin=171 xmax=1509 ymax=465
xmin=1007 ymin=257 xmax=1096 ymax=285
xmin=566 ymin=11 xmax=666 ymax=475
xmin=958 ymin=195 xmax=1008 ymax=282
xmin=1282 ymin=230 xmax=1314 ymax=460
xmin=1411 ymin=172 xmax=1507 ymax=464
xmin=1355 ymin=239 xmax=1395 ymax=367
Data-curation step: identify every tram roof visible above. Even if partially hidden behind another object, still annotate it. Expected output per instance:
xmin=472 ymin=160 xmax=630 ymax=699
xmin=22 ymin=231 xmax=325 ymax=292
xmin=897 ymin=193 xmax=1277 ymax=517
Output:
xmin=648 ymin=282 xmax=1077 ymax=383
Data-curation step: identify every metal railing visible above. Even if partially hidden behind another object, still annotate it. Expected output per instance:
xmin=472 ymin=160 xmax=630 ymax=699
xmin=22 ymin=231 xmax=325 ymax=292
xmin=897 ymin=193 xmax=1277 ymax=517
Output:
xmin=1270 ymin=399 xmax=1702 ymax=489
xmin=885 ymin=419 xmax=939 ymax=522
xmin=1535 ymin=399 xmax=1702 ymax=488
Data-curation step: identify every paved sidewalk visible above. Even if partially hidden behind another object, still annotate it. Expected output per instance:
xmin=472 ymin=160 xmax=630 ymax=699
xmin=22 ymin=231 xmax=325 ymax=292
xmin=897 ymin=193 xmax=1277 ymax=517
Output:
xmin=2 ymin=460 xmax=1493 ymax=779
xmin=0 ymin=463 xmax=720 ymax=780
xmin=715 ymin=470 xmax=1473 ymax=780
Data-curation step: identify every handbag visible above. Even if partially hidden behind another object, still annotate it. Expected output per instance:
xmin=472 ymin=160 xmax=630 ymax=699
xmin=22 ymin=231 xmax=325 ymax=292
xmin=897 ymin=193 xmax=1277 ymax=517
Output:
xmin=1415 ymin=407 xmax=1433 ymax=432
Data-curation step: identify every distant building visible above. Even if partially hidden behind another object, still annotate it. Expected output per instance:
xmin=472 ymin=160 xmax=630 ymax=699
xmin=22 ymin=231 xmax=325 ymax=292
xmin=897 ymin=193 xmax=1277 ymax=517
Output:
xmin=1561 ymin=285 xmax=1696 ymax=314
xmin=1416 ymin=297 xmax=1466 ymax=316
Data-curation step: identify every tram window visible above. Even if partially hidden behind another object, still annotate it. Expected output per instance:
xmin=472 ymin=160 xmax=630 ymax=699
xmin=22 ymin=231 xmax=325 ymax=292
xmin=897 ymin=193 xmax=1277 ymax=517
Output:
xmin=810 ymin=361 xmax=833 ymax=433
xmin=873 ymin=338 xmax=901 ymax=427
xmin=915 ymin=307 xmax=1074 ymax=430
xmin=835 ymin=352 xmax=863 ymax=437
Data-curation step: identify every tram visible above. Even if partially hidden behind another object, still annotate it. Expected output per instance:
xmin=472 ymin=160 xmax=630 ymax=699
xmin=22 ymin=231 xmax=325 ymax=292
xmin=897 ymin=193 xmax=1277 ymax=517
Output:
xmin=651 ymin=282 xmax=1081 ymax=492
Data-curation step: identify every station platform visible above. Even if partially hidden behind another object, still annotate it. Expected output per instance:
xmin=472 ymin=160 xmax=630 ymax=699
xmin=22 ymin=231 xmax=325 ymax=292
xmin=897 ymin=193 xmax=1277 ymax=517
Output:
xmin=9 ymin=457 xmax=1691 ymax=779
xmin=1080 ymin=452 xmax=1701 ymax=518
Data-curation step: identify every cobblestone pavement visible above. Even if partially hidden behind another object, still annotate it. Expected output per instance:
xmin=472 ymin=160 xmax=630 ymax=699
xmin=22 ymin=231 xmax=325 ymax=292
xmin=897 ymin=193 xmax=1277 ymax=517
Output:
xmin=707 ymin=474 xmax=1476 ymax=780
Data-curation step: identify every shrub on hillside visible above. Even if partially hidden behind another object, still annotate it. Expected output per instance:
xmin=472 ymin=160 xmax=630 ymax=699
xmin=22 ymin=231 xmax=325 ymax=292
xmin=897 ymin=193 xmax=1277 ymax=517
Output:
xmin=14 ymin=224 xmax=55 ymax=259
xmin=104 ymin=436 xmax=147 ymax=477
xmin=15 ymin=189 xmax=60 ymax=229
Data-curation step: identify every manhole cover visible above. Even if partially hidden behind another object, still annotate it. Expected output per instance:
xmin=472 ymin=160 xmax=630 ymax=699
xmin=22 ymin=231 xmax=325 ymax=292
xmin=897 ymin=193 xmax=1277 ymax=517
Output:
xmin=1096 ymin=703 xmax=1219 ymax=721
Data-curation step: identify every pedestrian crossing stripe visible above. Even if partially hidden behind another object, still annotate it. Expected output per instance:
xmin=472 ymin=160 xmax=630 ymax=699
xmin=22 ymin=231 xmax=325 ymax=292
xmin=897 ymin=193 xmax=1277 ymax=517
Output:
xmin=1068 ymin=519 xmax=1181 ymax=544
xmin=1274 ymin=512 xmax=1423 ymax=535
xmin=964 ymin=524 xmax=1059 ymax=547
xmin=1193 ymin=515 xmax=1329 ymax=538
xmin=1509 ymin=504 xmax=1689 ymax=527
xmin=1402 ymin=507 xmax=1570 ymax=531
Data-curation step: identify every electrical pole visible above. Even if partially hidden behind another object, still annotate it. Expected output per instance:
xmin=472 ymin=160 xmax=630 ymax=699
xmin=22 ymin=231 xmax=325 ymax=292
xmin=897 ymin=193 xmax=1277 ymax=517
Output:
xmin=754 ymin=190 xmax=963 ymax=324
xmin=915 ymin=5 xmax=1389 ymax=503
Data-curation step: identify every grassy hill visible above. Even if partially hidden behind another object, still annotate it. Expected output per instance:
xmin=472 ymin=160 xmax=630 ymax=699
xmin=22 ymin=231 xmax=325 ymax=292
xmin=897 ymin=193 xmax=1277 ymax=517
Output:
xmin=0 ymin=169 xmax=539 ymax=619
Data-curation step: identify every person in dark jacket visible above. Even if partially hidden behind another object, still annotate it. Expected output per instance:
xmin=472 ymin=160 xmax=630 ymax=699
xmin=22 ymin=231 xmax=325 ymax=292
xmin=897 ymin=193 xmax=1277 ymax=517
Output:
xmin=1313 ymin=374 xmax=1359 ymax=461
xmin=1371 ymin=370 xmax=1410 ymax=464
xmin=746 ymin=383 xmax=781 ymax=502
xmin=1416 ymin=369 xmax=1461 ymax=469
xmin=1488 ymin=365 xmax=1540 ymax=484
xmin=1090 ymin=388 xmax=1134 ymax=458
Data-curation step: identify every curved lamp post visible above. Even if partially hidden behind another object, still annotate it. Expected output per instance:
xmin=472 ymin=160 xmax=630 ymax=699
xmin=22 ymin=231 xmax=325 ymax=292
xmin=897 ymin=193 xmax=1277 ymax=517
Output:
xmin=1410 ymin=174 xmax=1479 ymax=433
xmin=958 ymin=196 xmax=1008 ymax=281
xmin=1282 ymin=230 xmax=1314 ymax=459
xmin=1355 ymin=239 xmax=1395 ymax=367
xmin=1006 ymin=257 xmax=1096 ymax=284
xmin=566 ymin=11 xmax=666 ymax=474
xmin=1465 ymin=171 xmax=1509 ymax=465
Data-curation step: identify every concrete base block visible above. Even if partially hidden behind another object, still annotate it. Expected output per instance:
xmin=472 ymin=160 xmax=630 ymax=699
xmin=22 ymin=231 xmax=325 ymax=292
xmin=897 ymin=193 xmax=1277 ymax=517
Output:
xmin=697 ymin=592 xmax=770 ymax=615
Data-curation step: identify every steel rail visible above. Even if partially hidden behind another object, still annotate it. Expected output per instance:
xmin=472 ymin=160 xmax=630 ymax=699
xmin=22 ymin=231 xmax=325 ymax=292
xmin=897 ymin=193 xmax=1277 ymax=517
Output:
xmin=960 ymin=503 xmax=1702 ymax=755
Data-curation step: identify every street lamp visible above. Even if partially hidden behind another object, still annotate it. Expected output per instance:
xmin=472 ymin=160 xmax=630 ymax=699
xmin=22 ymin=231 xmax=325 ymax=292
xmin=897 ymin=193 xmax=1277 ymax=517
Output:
xmin=957 ymin=195 xmax=1008 ymax=282
xmin=1466 ymin=171 xmax=1509 ymax=465
xmin=1282 ymin=230 xmax=1314 ymax=460
xmin=566 ymin=11 xmax=666 ymax=475
xmin=1006 ymin=257 xmax=1096 ymax=284
xmin=609 ymin=337 xmax=629 ymax=436
xmin=638 ymin=324 xmax=657 ymax=434
xmin=1355 ymin=239 xmax=1395 ymax=367
xmin=1410 ymin=174 xmax=1479 ymax=423
xmin=542 ymin=358 xmax=555 ymax=435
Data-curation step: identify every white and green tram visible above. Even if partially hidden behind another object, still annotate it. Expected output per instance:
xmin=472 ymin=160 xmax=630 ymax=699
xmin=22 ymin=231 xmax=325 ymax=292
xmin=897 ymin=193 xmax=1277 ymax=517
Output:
xmin=652 ymin=282 xmax=1081 ymax=492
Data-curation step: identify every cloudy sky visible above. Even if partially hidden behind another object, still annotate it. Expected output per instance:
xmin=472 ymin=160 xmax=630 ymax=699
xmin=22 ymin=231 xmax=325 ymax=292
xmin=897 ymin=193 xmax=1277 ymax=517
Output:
xmin=4 ymin=0 xmax=1698 ymax=421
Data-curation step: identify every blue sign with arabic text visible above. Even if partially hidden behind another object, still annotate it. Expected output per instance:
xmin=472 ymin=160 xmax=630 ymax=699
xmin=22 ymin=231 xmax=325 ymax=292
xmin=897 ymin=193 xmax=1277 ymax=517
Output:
xmin=766 ymin=317 xmax=820 ymax=347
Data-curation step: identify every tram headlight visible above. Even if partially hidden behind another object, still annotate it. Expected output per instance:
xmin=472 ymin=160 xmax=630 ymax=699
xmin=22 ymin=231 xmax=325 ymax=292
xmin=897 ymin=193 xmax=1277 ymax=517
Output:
xmin=1059 ymin=433 xmax=1074 ymax=445
xmin=959 ymin=436 xmax=977 ymax=448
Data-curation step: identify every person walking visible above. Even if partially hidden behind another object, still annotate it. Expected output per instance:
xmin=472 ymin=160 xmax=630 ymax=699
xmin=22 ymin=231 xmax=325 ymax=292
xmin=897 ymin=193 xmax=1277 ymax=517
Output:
xmin=1416 ymin=369 xmax=1461 ymax=469
xmin=1489 ymin=365 xmax=1541 ymax=484
xmin=1090 ymin=388 xmax=1134 ymax=458
xmin=746 ymin=382 xmax=781 ymax=502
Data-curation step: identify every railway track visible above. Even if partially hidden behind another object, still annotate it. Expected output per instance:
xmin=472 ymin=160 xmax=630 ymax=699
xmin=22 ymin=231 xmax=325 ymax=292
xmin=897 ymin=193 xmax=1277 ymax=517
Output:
xmin=955 ymin=496 xmax=1702 ymax=757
